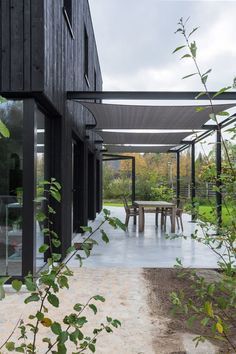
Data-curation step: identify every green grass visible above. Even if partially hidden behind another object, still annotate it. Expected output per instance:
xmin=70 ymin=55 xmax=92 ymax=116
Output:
xmin=198 ymin=205 xmax=232 ymax=225
xmin=103 ymin=200 xmax=123 ymax=207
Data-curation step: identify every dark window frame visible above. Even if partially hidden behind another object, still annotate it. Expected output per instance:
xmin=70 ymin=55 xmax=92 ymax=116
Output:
xmin=63 ymin=0 xmax=75 ymax=39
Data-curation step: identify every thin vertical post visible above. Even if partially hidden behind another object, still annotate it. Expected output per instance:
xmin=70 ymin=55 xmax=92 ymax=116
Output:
xmin=216 ymin=128 xmax=222 ymax=226
xmin=191 ymin=143 xmax=196 ymax=221
xmin=131 ymin=157 xmax=136 ymax=225
xmin=176 ymin=152 xmax=180 ymax=207
xmin=22 ymin=99 xmax=36 ymax=277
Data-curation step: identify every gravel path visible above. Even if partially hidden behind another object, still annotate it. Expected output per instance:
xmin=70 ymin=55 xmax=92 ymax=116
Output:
xmin=0 ymin=268 xmax=218 ymax=353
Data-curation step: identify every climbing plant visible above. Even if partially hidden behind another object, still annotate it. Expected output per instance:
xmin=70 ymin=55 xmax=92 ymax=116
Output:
xmin=170 ymin=17 xmax=236 ymax=351
xmin=0 ymin=178 xmax=125 ymax=353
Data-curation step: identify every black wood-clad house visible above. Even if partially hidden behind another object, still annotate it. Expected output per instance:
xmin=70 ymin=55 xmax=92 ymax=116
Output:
xmin=0 ymin=0 xmax=103 ymax=277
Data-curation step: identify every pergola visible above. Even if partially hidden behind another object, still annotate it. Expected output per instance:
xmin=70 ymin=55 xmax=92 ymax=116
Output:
xmin=67 ymin=91 xmax=236 ymax=224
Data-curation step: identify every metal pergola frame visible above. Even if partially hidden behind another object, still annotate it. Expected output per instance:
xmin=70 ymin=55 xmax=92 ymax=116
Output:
xmin=68 ymin=91 xmax=236 ymax=225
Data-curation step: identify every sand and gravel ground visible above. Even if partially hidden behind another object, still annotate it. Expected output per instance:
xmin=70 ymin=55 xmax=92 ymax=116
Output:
xmin=0 ymin=268 xmax=225 ymax=354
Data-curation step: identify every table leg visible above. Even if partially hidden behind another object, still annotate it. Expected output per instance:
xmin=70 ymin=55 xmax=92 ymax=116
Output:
xmin=139 ymin=207 xmax=144 ymax=232
xmin=171 ymin=206 xmax=176 ymax=233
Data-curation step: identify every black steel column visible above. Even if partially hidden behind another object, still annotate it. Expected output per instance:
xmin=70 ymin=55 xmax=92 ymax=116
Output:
xmin=191 ymin=143 xmax=196 ymax=221
xmin=22 ymin=99 xmax=36 ymax=277
xmin=216 ymin=128 xmax=222 ymax=226
xmin=176 ymin=152 xmax=180 ymax=207
xmin=131 ymin=157 xmax=137 ymax=225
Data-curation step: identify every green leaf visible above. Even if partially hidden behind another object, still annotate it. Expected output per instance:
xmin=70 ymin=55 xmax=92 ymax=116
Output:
xmin=89 ymin=344 xmax=96 ymax=353
xmin=0 ymin=95 xmax=7 ymax=103
xmin=172 ymin=45 xmax=186 ymax=54
xmin=190 ymin=41 xmax=197 ymax=58
xmin=74 ymin=303 xmax=83 ymax=312
xmin=80 ymin=226 xmax=92 ymax=233
xmin=212 ymin=86 xmax=231 ymax=98
xmin=195 ymin=91 xmax=207 ymax=99
xmin=52 ymin=181 xmax=61 ymax=190
xmin=36 ymin=211 xmax=47 ymax=222
xmin=188 ymin=27 xmax=199 ymax=37
xmin=0 ymin=277 xmax=10 ymax=300
xmin=51 ymin=322 xmax=62 ymax=335
xmin=195 ymin=106 xmax=207 ymax=112
xmin=89 ymin=304 xmax=97 ymax=315
xmin=0 ymin=276 xmax=10 ymax=286
xmin=36 ymin=312 xmax=44 ymax=321
xmin=201 ymin=75 xmax=208 ymax=84
xmin=93 ymin=295 xmax=105 ymax=302
xmin=5 ymin=342 xmax=15 ymax=351
xmin=217 ymin=111 xmax=229 ymax=116
xmin=52 ymin=253 xmax=62 ymax=262
xmin=101 ymin=229 xmax=109 ymax=243
xmin=57 ymin=343 xmax=67 ymax=354
xmin=58 ymin=275 xmax=69 ymax=289
xmin=11 ymin=279 xmax=22 ymax=292
xmin=48 ymin=205 xmax=56 ymax=214
xmin=52 ymin=239 xmax=61 ymax=248
xmin=103 ymin=208 xmax=111 ymax=216
xmin=209 ymin=113 xmax=217 ymax=121
xmin=181 ymin=54 xmax=191 ymax=59
xmin=39 ymin=244 xmax=49 ymax=253
xmin=202 ymin=69 xmax=212 ymax=76
xmin=70 ymin=329 xmax=84 ymax=343
xmin=182 ymin=73 xmax=197 ymax=80
xmin=67 ymin=245 xmax=76 ymax=254
xmin=0 ymin=119 xmax=10 ymax=138
xmin=82 ymin=243 xmax=90 ymax=257
xmin=47 ymin=293 xmax=59 ymax=308
xmin=24 ymin=276 xmax=36 ymax=291
xmin=114 ymin=217 xmax=127 ymax=231
xmin=24 ymin=294 xmax=40 ymax=304
xmin=15 ymin=347 xmax=25 ymax=353
xmin=51 ymin=190 xmax=61 ymax=202
xmin=201 ymin=317 xmax=210 ymax=326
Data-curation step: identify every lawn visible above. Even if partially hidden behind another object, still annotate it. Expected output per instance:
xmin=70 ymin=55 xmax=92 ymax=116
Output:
xmin=198 ymin=205 xmax=232 ymax=225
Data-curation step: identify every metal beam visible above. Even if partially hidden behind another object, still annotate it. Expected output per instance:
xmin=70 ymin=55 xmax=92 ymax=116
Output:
xmin=67 ymin=91 xmax=236 ymax=101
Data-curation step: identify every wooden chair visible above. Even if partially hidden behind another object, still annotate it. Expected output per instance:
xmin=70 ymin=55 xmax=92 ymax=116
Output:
xmin=163 ymin=200 xmax=184 ymax=232
xmin=122 ymin=196 xmax=139 ymax=227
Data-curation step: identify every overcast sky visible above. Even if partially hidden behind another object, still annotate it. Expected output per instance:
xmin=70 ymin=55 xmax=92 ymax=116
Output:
xmin=89 ymin=0 xmax=236 ymax=92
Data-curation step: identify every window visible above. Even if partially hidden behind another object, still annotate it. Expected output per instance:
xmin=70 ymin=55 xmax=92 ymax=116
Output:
xmin=64 ymin=0 xmax=72 ymax=23
xmin=0 ymin=100 xmax=23 ymax=276
xmin=63 ymin=0 xmax=74 ymax=39
xmin=84 ymin=25 xmax=89 ymax=86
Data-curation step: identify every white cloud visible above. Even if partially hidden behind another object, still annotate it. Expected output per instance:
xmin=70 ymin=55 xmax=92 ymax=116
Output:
xmin=89 ymin=0 xmax=236 ymax=92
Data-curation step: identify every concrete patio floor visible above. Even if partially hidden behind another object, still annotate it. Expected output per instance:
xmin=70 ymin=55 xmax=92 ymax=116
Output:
xmin=70 ymin=206 xmax=219 ymax=268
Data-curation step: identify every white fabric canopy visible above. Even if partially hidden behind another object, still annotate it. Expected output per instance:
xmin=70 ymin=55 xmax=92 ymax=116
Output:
xmin=81 ymin=102 xmax=234 ymax=153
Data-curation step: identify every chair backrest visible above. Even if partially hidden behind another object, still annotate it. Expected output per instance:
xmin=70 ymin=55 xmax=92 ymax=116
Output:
xmin=122 ymin=196 xmax=129 ymax=211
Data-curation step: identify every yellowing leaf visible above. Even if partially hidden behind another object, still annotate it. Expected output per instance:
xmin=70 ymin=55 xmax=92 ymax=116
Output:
xmin=216 ymin=322 xmax=223 ymax=334
xmin=41 ymin=317 xmax=52 ymax=327
xmin=205 ymin=301 xmax=214 ymax=318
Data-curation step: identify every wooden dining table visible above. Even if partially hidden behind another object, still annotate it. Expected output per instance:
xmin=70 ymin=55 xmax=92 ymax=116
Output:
xmin=134 ymin=201 xmax=176 ymax=233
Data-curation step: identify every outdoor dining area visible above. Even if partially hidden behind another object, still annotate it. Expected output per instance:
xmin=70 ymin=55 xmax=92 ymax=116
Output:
xmin=123 ymin=197 xmax=183 ymax=233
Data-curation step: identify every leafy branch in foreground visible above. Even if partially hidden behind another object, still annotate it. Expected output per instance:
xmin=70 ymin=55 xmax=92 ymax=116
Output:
xmin=171 ymin=18 xmax=236 ymax=352
xmin=0 ymin=96 xmax=10 ymax=139
xmin=0 ymin=179 xmax=124 ymax=353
